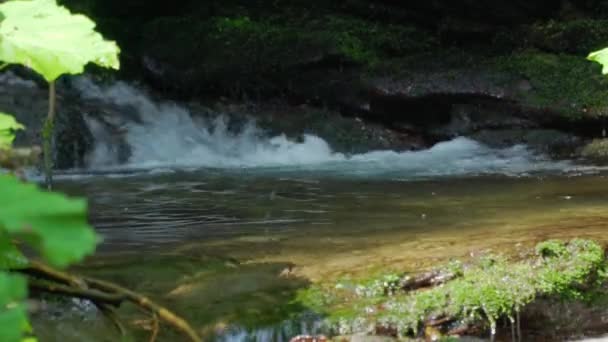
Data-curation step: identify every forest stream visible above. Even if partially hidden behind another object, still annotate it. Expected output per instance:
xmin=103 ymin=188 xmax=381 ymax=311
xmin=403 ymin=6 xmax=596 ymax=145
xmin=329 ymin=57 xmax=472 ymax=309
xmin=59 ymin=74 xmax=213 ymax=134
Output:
xmin=25 ymin=82 xmax=608 ymax=341
xmin=10 ymin=1 xmax=608 ymax=341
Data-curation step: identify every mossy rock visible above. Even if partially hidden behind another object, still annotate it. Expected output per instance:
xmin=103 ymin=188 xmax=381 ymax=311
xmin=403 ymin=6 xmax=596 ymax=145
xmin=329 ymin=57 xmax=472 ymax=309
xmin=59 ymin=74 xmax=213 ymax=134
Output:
xmin=491 ymin=50 xmax=608 ymax=118
xmin=141 ymin=14 xmax=436 ymax=97
xmin=527 ymin=19 xmax=608 ymax=55
xmin=298 ymin=239 xmax=608 ymax=338
xmin=581 ymin=138 xmax=608 ymax=161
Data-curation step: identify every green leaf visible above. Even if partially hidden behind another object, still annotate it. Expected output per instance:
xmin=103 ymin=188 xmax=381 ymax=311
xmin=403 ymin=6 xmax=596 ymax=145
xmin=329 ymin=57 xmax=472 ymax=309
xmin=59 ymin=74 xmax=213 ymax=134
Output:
xmin=0 ymin=0 xmax=120 ymax=82
xmin=0 ymin=113 xmax=24 ymax=149
xmin=0 ymin=175 xmax=98 ymax=267
xmin=588 ymin=47 xmax=608 ymax=74
xmin=0 ymin=232 xmax=28 ymax=270
xmin=0 ymin=272 xmax=28 ymax=342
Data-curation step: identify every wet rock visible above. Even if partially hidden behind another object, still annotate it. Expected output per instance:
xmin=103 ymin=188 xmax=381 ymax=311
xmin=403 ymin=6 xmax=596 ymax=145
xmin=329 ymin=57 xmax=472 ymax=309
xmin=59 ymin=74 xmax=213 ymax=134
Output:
xmin=208 ymin=102 xmax=427 ymax=153
xmin=470 ymin=129 xmax=582 ymax=158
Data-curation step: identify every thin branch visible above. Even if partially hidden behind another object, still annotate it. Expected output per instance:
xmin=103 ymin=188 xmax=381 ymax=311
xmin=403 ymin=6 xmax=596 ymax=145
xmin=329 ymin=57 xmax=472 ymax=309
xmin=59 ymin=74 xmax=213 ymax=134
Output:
xmin=28 ymin=279 xmax=125 ymax=305
xmin=149 ymin=313 xmax=159 ymax=342
xmin=26 ymin=260 xmax=85 ymax=287
xmin=43 ymin=81 xmax=56 ymax=190
xmin=99 ymin=304 xmax=128 ymax=337
xmin=21 ymin=262 xmax=202 ymax=342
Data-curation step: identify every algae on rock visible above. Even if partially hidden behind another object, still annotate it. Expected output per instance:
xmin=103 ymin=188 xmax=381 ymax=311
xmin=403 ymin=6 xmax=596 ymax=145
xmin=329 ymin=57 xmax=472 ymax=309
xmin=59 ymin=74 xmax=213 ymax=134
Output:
xmin=298 ymin=239 xmax=608 ymax=339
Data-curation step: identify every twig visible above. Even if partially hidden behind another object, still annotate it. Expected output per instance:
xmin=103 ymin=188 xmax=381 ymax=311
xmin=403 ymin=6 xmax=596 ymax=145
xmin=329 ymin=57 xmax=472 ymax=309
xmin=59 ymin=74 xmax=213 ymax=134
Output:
xmin=99 ymin=304 xmax=127 ymax=337
xmin=149 ymin=313 xmax=159 ymax=342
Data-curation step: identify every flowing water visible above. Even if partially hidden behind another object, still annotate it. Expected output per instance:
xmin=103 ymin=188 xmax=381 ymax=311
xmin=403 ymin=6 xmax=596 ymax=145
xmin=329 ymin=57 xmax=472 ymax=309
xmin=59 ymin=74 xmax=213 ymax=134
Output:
xmin=30 ymin=80 xmax=608 ymax=341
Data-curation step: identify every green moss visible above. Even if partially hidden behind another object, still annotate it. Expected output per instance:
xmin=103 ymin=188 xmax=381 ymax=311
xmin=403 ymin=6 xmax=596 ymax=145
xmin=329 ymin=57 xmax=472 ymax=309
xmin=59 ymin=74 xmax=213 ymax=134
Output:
xmin=143 ymin=14 xmax=435 ymax=92
xmin=314 ymin=15 xmax=436 ymax=65
xmin=527 ymin=19 xmax=608 ymax=55
xmin=492 ymin=50 xmax=608 ymax=117
xmin=536 ymin=239 xmax=569 ymax=257
xmin=298 ymin=239 xmax=608 ymax=337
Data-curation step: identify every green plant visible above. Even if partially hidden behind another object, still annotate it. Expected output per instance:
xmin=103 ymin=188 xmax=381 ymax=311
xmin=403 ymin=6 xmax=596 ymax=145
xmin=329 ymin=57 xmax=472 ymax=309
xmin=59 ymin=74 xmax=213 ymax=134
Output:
xmin=0 ymin=113 xmax=99 ymax=341
xmin=0 ymin=0 xmax=119 ymax=340
xmin=589 ymin=47 xmax=608 ymax=74
xmin=0 ymin=0 xmax=120 ymax=188
xmin=0 ymin=113 xmax=23 ymax=149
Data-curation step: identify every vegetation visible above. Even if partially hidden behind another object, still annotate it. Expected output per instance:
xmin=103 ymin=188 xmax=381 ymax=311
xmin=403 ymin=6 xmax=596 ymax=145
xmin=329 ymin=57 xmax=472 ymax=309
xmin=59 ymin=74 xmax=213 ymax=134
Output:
xmin=297 ymin=240 xmax=608 ymax=339
xmin=0 ymin=0 xmax=119 ymax=188
xmin=0 ymin=113 xmax=97 ymax=342
xmin=0 ymin=2 xmax=199 ymax=341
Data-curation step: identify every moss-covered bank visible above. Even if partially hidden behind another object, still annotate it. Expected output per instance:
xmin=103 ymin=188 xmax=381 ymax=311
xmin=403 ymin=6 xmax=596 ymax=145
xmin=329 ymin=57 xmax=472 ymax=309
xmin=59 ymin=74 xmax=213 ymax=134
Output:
xmin=297 ymin=239 xmax=608 ymax=340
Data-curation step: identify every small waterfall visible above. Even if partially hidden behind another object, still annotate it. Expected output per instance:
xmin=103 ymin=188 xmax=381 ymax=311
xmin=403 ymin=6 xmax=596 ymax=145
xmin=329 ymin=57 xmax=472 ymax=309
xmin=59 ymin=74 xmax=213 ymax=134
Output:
xmin=75 ymin=78 xmax=344 ymax=169
xmin=73 ymin=78 xmax=574 ymax=179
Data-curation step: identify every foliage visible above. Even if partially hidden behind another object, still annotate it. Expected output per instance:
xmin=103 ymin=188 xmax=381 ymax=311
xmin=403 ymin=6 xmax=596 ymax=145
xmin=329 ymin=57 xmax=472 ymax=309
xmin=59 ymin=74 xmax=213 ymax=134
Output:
xmin=589 ymin=47 xmax=608 ymax=75
xmin=299 ymin=239 xmax=608 ymax=337
xmin=0 ymin=1 xmax=115 ymax=339
xmin=0 ymin=0 xmax=120 ymax=82
xmin=0 ymin=112 xmax=98 ymax=341
xmin=0 ymin=0 xmax=120 ymax=188
xmin=0 ymin=273 xmax=28 ymax=342
xmin=0 ymin=113 xmax=24 ymax=149
xmin=0 ymin=175 xmax=98 ymax=267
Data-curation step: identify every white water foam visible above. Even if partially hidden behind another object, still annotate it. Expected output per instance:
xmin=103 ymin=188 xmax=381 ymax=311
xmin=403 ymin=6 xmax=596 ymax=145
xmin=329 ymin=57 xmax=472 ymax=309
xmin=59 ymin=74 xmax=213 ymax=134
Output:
xmin=73 ymin=78 xmax=577 ymax=179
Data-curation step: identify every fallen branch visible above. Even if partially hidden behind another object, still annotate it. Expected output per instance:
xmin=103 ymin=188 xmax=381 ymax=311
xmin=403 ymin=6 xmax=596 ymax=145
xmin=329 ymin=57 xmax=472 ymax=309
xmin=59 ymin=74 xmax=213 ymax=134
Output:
xmin=399 ymin=270 xmax=458 ymax=291
xmin=20 ymin=261 xmax=202 ymax=342
xmin=83 ymin=276 xmax=201 ymax=342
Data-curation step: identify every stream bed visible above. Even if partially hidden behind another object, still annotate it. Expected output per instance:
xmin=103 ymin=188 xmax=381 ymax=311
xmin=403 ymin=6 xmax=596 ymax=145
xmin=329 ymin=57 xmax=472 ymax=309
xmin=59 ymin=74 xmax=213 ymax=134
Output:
xmin=30 ymin=169 xmax=608 ymax=341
